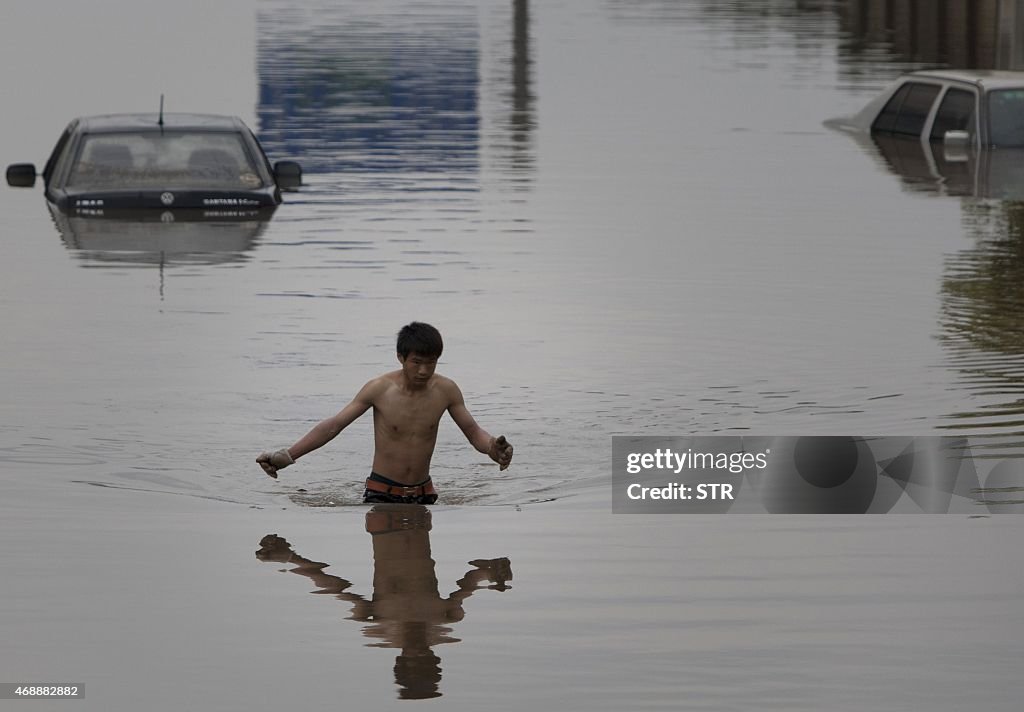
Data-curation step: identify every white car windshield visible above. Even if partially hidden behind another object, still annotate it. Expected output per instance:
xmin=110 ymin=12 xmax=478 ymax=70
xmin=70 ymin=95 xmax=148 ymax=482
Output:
xmin=66 ymin=131 xmax=265 ymax=190
xmin=987 ymin=89 xmax=1024 ymax=147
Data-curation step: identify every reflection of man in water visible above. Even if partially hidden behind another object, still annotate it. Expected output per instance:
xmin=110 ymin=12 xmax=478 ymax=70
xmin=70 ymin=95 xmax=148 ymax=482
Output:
xmin=255 ymin=504 xmax=512 ymax=699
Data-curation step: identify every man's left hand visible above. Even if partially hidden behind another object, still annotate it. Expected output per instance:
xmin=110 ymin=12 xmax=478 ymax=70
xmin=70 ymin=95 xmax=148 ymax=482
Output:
xmin=489 ymin=435 xmax=513 ymax=471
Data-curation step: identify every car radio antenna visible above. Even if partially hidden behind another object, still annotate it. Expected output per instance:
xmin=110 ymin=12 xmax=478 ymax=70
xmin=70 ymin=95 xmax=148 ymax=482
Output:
xmin=158 ymin=94 xmax=165 ymax=133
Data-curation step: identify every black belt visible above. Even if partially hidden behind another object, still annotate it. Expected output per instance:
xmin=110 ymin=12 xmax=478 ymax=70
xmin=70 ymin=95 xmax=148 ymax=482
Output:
xmin=364 ymin=478 xmax=436 ymax=497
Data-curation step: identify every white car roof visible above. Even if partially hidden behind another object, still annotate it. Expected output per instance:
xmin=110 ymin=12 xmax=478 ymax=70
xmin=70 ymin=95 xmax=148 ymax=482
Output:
xmin=907 ymin=69 xmax=1024 ymax=91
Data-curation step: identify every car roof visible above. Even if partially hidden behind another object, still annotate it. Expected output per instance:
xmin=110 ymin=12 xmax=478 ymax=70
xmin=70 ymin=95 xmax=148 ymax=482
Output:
xmin=75 ymin=113 xmax=247 ymax=133
xmin=908 ymin=69 xmax=1024 ymax=91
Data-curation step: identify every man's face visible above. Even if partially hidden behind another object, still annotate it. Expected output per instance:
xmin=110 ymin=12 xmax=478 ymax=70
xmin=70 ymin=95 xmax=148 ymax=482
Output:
xmin=399 ymin=352 xmax=438 ymax=386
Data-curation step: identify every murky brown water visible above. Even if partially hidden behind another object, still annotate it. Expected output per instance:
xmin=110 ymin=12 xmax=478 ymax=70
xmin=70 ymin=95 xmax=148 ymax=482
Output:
xmin=1 ymin=1 xmax=1023 ymax=709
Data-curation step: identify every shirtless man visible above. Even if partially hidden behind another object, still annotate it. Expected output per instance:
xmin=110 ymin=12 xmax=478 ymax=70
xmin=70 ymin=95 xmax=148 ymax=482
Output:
xmin=257 ymin=322 xmax=513 ymax=504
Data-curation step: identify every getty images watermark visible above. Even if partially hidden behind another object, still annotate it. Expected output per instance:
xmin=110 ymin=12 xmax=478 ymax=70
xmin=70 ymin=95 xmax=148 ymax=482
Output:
xmin=611 ymin=436 xmax=1024 ymax=513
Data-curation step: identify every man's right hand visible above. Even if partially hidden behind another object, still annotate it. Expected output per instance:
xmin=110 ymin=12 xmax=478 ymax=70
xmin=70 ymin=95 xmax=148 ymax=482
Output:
xmin=257 ymin=448 xmax=294 ymax=479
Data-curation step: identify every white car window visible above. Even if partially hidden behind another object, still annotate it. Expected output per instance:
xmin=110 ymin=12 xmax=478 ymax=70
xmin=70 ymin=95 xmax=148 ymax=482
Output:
xmin=930 ymin=88 xmax=976 ymax=141
xmin=873 ymin=82 xmax=941 ymax=137
xmin=988 ymin=90 xmax=1024 ymax=147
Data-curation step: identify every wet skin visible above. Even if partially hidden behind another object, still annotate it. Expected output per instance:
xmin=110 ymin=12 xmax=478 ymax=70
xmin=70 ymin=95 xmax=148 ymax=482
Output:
xmin=258 ymin=351 xmax=513 ymax=484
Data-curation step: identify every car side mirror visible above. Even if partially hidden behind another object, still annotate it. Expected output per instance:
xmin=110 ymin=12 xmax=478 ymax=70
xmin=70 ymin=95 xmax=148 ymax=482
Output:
xmin=273 ymin=161 xmax=302 ymax=190
xmin=943 ymin=130 xmax=971 ymax=163
xmin=6 ymin=163 xmax=37 ymax=188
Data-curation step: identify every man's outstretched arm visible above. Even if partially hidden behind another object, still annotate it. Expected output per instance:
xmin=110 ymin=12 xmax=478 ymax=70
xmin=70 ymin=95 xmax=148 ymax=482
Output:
xmin=257 ymin=379 xmax=380 ymax=478
xmin=446 ymin=382 xmax=513 ymax=470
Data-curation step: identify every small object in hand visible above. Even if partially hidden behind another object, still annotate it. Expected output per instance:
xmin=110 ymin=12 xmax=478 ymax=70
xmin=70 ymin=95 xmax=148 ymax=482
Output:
xmin=491 ymin=435 xmax=513 ymax=471
xmin=257 ymin=448 xmax=294 ymax=478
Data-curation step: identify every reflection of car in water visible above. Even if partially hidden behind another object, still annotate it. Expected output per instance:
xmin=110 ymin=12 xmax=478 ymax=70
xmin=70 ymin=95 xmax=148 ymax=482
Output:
xmin=827 ymin=70 xmax=1024 ymax=198
xmin=50 ymin=204 xmax=274 ymax=267
xmin=866 ymin=133 xmax=1024 ymax=199
xmin=6 ymin=113 xmax=301 ymax=211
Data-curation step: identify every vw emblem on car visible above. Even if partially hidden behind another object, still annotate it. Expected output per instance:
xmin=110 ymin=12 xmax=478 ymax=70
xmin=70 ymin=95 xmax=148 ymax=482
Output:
xmin=160 ymin=192 xmax=175 ymax=206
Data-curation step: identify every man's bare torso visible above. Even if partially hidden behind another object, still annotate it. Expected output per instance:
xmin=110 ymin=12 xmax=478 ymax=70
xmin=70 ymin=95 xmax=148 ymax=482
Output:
xmin=370 ymin=370 xmax=454 ymax=484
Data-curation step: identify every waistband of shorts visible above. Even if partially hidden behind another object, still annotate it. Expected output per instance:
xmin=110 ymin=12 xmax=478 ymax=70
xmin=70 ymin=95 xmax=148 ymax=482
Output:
xmin=365 ymin=472 xmax=436 ymax=497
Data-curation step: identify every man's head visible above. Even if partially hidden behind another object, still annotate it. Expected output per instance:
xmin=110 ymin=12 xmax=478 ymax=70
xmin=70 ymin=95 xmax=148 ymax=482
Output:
xmin=397 ymin=322 xmax=443 ymax=360
xmin=397 ymin=322 xmax=443 ymax=386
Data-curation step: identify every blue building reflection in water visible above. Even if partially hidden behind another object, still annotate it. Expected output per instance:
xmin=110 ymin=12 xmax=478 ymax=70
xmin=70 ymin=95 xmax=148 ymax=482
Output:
xmin=255 ymin=0 xmax=479 ymax=176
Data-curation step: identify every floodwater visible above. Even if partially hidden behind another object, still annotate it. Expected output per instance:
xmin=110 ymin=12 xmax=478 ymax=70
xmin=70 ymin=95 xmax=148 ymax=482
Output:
xmin=1 ymin=1 xmax=1023 ymax=710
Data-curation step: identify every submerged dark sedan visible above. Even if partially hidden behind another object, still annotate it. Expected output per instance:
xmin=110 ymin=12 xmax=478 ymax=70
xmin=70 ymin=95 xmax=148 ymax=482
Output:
xmin=6 ymin=113 xmax=301 ymax=212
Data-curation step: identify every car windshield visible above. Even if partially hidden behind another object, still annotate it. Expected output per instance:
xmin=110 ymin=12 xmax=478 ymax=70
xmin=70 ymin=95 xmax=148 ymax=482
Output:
xmin=66 ymin=131 xmax=265 ymax=190
xmin=987 ymin=89 xmax=1024 ymax=147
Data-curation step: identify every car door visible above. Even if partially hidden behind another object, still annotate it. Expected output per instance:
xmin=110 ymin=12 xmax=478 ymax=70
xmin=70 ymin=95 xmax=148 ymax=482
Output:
xmin=925 ymin=86 xmax=979 ymax=195
xmin=928 ymin=86 xmax=977 ymax=143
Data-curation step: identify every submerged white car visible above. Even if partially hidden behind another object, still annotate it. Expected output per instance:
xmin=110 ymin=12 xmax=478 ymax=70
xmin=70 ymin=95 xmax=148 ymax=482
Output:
xmin=828 ymin=70 xmax=1024 ymax=198
xmin=830 ymin=69 xmax=1024 ymax=148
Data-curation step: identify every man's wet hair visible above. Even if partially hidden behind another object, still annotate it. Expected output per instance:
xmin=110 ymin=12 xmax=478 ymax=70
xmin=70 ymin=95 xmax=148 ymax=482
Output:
xmin=397 ymin=322 xmax=443 ymax=359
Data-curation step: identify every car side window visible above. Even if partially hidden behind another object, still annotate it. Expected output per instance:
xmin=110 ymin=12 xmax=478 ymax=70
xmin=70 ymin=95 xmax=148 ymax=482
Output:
xmin=988 ymin=90 xmax=1024 ymax=147
xmin=930 ymin=88 xmax=976 ymax=141
xmin=872 ymin=82 xmax=941 ymax=137
xmin=872 ymin=84 xmax=912 ymax=134
xmin=246 ymin=129 xmax=275 ymax=175
xmin=42 ymin=124 xmax=75 ymax=184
